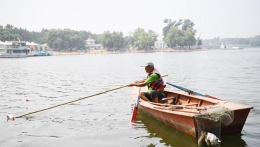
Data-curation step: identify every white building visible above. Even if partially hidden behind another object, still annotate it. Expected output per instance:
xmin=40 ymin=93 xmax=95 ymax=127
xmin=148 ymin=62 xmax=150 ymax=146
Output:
xmin=86 ymin=35 xmax=102 ymax=49
xmin=154 ymin=40 xmax=167 ymax=49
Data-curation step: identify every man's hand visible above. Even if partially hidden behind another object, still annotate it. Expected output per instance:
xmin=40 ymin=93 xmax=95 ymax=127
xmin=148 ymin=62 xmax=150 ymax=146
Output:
xmin=128 ymin=83 xmax=136 ymax=87
xmin=135 ymin=79 xmax=145 ymax=83
xmin=128 ymin=82 xmax=148 ymax=87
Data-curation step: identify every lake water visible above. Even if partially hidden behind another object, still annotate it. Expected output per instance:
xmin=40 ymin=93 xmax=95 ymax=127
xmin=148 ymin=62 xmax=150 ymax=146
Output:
xmin=0 ymin=48 xmax=259 ymax=147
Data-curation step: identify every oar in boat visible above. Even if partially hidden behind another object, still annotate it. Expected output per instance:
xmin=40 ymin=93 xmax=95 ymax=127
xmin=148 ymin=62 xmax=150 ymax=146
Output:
xmin=130 ymin=87 xmax=141 ymax=123
xmin=166 ymin=82 xmax=220 ymax=100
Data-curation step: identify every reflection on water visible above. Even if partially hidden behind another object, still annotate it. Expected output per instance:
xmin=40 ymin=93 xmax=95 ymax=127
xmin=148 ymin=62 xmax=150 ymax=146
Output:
xmin=0 ymin=48 xmax=259 ymax=146
xmin=135 ymin=110 xmax=248 ymax=147
xmin=221 ymin=133 xmax=247 ymax=147
xmin=135 ymin=110 xmax=197 ymax=147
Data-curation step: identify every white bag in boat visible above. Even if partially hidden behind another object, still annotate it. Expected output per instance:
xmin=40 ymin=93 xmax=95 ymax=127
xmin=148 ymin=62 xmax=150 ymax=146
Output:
xmin=205 ymin=132 xmax=221 ymax=146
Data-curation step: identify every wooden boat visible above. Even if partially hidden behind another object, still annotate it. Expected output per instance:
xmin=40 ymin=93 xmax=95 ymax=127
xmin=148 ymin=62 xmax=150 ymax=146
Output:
xmin=131 ymin=84 xmax=253 ymax=138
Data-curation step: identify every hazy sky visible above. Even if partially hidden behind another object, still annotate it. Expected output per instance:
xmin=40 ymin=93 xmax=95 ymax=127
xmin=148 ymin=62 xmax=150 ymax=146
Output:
xmin=1 ymin=0 xmax=259 ymax=39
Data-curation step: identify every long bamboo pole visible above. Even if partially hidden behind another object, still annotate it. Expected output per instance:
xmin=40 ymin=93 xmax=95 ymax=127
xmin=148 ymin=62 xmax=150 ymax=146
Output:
xmin=13 ymin=74 xmax=168 ymax=119
xmin=15 ymin=85 xmax=128 ymax=118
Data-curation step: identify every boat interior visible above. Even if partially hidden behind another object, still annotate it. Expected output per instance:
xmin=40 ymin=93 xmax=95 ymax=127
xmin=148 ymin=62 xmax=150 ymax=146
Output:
xmin=157 ymin=89 xmax=218 ymax=108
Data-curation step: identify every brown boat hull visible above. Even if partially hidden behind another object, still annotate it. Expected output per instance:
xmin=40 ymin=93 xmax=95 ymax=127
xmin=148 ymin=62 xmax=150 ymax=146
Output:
xmin=139 ymin=104 xmax=196 ymax=136
xmin=132 ymin=87 xmax=253 ymax=138
xmin=138 ymin=104 xmax=252 ymax=137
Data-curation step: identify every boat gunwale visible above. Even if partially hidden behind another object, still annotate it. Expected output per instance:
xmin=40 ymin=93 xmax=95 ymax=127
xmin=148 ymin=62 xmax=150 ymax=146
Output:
xmin=133 ymin=87 xmax=253 ymax=116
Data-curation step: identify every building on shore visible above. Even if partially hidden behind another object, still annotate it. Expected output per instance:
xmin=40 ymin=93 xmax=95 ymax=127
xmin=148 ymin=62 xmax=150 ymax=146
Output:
xmin=27 ymin=42 xmax=50 ymax=51
xmin=154 ymin=40 xmax=167 ymax=49
xmin=85 ymin=35 xmax=102 ymax=49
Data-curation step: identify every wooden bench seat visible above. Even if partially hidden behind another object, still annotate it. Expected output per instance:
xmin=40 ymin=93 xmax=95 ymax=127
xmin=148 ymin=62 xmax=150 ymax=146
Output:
xmin=180 ymin=103 xmax=198 ymax=107
xmin=161 ymin=97 xmax=175 ymax=101
xmin=159 ymin=97 xmax=175 ymax=104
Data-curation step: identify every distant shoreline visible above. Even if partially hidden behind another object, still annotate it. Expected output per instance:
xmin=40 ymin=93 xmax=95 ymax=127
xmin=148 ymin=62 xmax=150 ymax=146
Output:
xmin=51 ymin=48 xmax=223 ymax=56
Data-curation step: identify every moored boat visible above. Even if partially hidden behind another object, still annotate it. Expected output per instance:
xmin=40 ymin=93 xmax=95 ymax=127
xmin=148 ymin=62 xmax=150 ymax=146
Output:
xmin=131 ymin=85 xmax=253 ymax=138
xmin=0 ymin=41 xmax=34 ymax=58
xmin=34 ymin=51 xmax=53 ymax=56
xmin=233 ymin=47 xmax=244 ymax=49
xmin=220 ymin=42 xmax=226 ymax=49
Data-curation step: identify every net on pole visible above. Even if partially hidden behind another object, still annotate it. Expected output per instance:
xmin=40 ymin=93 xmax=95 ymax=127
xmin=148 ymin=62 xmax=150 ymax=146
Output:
xmin=195 ymin=106 xmax=234 ymax=146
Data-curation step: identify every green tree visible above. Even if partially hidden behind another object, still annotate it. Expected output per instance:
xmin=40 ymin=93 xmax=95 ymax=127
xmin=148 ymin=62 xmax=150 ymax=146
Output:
xmin=197 ymin=36 xmax=202 ymax=48
xmin=98 ymin=31 xmax=113 ymax=50
xmin=182 ymin=28 xmax=196 ymax=48
xmin=175 ymin=19 xmax=183 ymax=27
xmin=163 ymin=19 xmax=197 ymax=48
xmin=112 ymin=32 xmax=125 ymax=50
xmin=131 ymin=28 xmax=158 ymax=50
xmin=43 ymin=29 xmax=85 ymax=51
xmin=78 ymin=30 xmax=91 ymax=41
xmin=98 ymin=31 xmax=125 ymax=51
xmin=0 ymin=28 xmax=20 ymax=41
xmin=250 ymin=35 xmax=260 ymax=47
xmin=163 ymin=19 xmax=176 ymax=38
xmin=164 ymin=27 xmax=184 ymax=48
xmin=5 ymin=24 xmax=14 ymax=30
xmin=124 ymin=35 xmax=135 ymax=49
xmin=182 ymin=19 xmax=194 ymax=31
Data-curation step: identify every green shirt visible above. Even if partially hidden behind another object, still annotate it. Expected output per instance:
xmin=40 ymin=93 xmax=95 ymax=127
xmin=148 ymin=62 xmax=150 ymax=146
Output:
xmin=145 ymin=73 xmax=164 ymax=95
xmin=144 ymin=73 xmax=159 ymax=84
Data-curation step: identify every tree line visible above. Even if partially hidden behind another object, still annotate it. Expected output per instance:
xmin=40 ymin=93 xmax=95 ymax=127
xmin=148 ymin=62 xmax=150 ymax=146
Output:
xmin=98 ymin=28 xmax=158 ymax=51
xmin=0 ymin=24 xmax=100 ymax=51
xmin=0 ymin=24 xmax=159 ymax=51
xmin=203 ymin=36 xmax=260 ymax=47
xmin=1 ymin=21 xmax=259 ymax=51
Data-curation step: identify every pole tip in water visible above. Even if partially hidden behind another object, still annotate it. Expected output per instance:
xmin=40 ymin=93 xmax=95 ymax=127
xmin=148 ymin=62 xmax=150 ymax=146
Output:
xmin=7 ymin=114 xmax=15 ymax=121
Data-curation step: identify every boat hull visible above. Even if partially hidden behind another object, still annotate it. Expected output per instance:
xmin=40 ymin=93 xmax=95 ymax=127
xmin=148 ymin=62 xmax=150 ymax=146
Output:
xmin=0 ymin=55 xmax=34 ymax=58
xmin=132 ymin=87 xmax=253 ymax=138
xmin=139 ymin=104 xmax=196 ymax=136
xmin=138 ymin=103 xmax=252 ymax=137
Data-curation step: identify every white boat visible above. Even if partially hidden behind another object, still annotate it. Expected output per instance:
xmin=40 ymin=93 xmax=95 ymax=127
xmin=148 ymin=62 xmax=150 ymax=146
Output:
xmin=232 ymin=47 xmax=243 ymax=49
xmin=220 ymin=42 xmax=226 ymax=49
xmin=0 ymin=42 xmax=34 ymax=58
xmin=34 ymin=51 xmax=53 ymax=56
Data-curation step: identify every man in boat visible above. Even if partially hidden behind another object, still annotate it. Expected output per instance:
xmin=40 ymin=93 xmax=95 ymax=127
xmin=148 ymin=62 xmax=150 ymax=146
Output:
xmin=128 ymin=62 xmax=165 ymax=103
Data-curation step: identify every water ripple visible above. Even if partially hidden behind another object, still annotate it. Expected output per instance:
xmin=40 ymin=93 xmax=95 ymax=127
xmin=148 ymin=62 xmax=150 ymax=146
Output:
xmin=0 ymin=48 xmax=259 ymax=147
